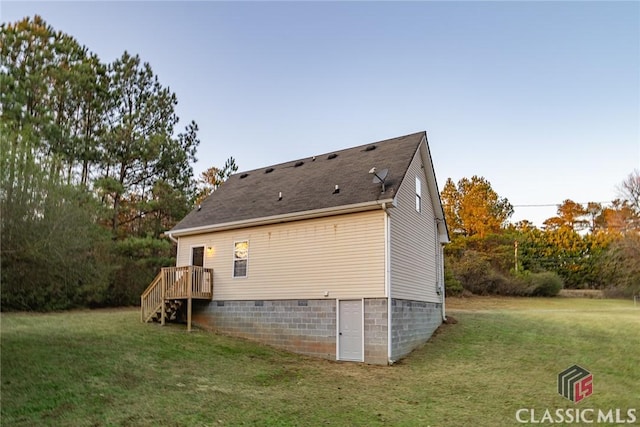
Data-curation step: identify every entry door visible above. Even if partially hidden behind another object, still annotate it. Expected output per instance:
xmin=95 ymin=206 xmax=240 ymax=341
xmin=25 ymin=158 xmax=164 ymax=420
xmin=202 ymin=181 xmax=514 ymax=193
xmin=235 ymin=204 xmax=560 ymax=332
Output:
xmin=192 ymin=246 xmax=204 ymax=267
xmin=339 ymin=300 xmax=363 ymax=361
xmin=191 ymin=246 xmax=205 ymax=289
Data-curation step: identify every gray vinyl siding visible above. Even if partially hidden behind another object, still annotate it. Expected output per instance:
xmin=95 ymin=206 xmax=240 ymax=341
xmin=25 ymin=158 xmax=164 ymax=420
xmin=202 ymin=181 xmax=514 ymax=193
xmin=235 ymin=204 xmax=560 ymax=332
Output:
xmin=176 ymin=210 xmax=386 ymax=300
xmin=390 ymin=142 xmax=440 ymax=302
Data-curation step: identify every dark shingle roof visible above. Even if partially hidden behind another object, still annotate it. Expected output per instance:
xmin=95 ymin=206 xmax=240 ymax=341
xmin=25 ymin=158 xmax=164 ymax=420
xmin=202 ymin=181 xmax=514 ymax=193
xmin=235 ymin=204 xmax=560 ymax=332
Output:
xmin=171 ymin=132 xmax=425 ymax=233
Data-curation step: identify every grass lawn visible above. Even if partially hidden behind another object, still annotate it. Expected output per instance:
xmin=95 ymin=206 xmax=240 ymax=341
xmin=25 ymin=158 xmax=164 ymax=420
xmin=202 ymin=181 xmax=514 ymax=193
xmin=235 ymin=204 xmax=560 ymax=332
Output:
xmin=2 ymin=298 xmax=638 ymax=426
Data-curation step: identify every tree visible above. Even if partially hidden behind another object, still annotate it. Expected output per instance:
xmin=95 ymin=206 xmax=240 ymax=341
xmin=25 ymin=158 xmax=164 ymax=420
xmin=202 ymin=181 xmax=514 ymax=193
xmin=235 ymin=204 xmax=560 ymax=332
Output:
xmin=194 ymin=157 xmax=238 ymax=205
xmin=440 ymin=175 xmax=513 ymax=237
xmin=599 ymin=233 xmax=640 ymax=296
xmin=1 ymin=16 xmax=73 ymax=212
xmin=617 ymin=169 xmax=640 ymax=212
xmin=595 ymin=199 xmax=639 ymax=234
xmin=0 ymin=16 xmax=109 ymax=191
xmin=441 ymin=178 xmax=462 ymax=234
xmin=542 ymin=199 xmax=589 ymax=232
xmin=99 ymin=51 xmax=198 ymax=237
xmin=512 ymin=220 xmax=537 ymax=232
xmin=520 ymin=226 xmax=609 ymax=288
xmin=1 ymin=17 xmax=112 ymax=310
xmin=1 ymin=16 xmax=205 ymax=310
xmin=585 ymin=202 xmax=603 ymax=233
xmin=68 ymin=53 xmax=110 ymax=187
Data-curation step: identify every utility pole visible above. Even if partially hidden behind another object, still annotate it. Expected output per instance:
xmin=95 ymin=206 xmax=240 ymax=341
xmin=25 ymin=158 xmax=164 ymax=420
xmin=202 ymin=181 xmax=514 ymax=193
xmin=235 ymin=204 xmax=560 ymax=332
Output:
xmin=514 ymin=240 xmax=518 ymax=272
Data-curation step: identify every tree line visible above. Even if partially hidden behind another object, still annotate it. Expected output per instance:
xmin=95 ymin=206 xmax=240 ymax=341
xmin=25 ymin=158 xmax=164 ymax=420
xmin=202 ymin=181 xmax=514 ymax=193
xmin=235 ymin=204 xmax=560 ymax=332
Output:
xmin=442 ymin=173 xmax=640 ymax=297
xmin=1 ymin=16 xmax=637 ymax=311
xmin=1 ymin=16 xmax=236 ymax=310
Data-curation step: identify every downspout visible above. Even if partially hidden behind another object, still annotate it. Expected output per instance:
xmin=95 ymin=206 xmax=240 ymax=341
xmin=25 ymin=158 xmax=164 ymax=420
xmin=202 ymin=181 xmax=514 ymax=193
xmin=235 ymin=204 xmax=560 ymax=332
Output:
xmin=435 ymin=219 xmax=446 ymax=321
xmin=440 ymin=243 xmax=446 ymax=321
xmin=382 ymin=202 xmax=394 ymax=365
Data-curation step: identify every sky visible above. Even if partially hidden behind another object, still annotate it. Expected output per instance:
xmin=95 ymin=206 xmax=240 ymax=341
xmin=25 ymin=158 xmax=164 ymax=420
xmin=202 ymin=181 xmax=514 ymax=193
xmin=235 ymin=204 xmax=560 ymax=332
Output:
xmin=2 ymin=1 xmax=639 ymax=227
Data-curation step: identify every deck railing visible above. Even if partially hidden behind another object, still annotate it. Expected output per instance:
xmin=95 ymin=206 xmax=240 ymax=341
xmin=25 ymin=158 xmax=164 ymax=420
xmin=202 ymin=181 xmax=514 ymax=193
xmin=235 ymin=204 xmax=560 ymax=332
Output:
xmin=164 ymin=266 xmax=213 ymax=299
xmin=141 ymin=266 xmax=213 ymax=328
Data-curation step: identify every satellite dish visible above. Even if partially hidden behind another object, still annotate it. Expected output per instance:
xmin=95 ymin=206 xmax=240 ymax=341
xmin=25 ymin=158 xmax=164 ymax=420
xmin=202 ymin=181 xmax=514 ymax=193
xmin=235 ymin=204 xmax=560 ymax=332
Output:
xmin=369 ymin=168 xmax=389 ymax=193
xmin=371 ymin=168 xmax=388 ymax=184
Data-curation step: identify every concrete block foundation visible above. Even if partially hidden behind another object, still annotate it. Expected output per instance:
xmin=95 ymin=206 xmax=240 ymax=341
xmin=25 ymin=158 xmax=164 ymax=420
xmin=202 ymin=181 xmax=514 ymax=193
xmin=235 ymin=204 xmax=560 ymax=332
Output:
xmin=192 ymin=297 xmax=442 ymax=365
xmin=391 ymin=299 xmax=442 ymax=361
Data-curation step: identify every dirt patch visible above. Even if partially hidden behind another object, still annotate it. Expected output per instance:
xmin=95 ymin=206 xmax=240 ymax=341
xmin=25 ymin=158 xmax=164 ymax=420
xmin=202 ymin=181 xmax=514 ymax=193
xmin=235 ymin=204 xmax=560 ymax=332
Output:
xmin=558 ymin=289 xmax=604 ymax=298
xmin=443 ymin=316 xmax=458 ymax=324
xmin=431 ymin=316 xmax=458 ymax=338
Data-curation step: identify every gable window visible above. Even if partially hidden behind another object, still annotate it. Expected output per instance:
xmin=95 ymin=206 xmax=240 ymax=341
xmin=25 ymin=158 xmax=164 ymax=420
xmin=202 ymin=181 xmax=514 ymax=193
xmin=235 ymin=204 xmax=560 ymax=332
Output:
xmin=415 ymin=176 xmax=422 ymax=213
xmin=233 ymin=240 xmax=249 ymax=278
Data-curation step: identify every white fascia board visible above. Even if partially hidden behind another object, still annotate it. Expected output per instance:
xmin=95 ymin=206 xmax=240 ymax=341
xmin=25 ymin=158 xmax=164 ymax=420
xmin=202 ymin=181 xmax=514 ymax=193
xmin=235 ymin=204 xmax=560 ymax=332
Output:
xmin=168 ymin=199 xmax=394 ymax=237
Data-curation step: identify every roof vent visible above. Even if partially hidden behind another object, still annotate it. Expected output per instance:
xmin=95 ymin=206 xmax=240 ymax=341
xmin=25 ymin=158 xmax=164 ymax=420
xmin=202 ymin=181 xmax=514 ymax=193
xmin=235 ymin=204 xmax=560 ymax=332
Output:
xmin=294 ymin=161 xmax=304 ymax=167
xmin=327 ymin=153 xmax=338 ymax=159
xmin=265 ymin=168 xmax=274 ymax=174
xmin=333 ymin=184 xmax=340 ymax=194
xmin=364 ymin=145 xmax=376 ymax=152
xmin=240 ymin=173 xmax=249 ymax=179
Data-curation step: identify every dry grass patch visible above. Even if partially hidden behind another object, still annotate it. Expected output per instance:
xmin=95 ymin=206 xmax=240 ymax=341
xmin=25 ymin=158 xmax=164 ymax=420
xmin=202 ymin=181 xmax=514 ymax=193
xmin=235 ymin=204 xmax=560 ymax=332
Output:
xmin=2 ymin=299 xmax=638 ymax=426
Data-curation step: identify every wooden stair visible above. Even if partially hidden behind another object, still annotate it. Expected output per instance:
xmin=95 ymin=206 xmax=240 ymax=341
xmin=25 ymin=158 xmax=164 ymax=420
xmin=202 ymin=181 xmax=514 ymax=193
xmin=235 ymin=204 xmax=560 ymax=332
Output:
xmin=141 ymin=266 xmax=213 ymax=331
xmin=150 ymin=299 xmax=184 ymax=323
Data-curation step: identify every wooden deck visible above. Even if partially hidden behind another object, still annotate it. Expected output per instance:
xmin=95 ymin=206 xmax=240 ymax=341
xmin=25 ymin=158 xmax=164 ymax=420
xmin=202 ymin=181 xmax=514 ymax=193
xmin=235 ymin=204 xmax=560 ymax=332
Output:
xmin=140 ymin=266 xmax=213 ymax=331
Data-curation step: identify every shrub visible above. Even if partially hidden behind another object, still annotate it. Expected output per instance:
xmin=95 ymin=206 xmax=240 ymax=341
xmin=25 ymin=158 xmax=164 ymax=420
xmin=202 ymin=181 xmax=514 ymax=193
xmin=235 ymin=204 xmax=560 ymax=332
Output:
xmin=445 ymin=240 xmax=564 ymax=297
xmin=0 ymin=186 xmax=112 ymax=311
xmin=494 ymin=272 xmax=534 ymax=296
xmin=602 ymin=286 xmax=635 ymax=299
xmin=449 ymin=250 xmax=492 ymax=294
xmin=447 ymin=251 xmax=523 ymax=296
xmin=528 ymin=272 xmax=564 ymax=297
xmin=445 ymin=268 xmax=464 ymax=296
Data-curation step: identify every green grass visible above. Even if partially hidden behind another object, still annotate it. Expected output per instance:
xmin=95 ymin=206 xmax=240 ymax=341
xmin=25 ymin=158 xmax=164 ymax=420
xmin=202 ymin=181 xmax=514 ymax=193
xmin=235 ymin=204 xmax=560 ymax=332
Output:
xmin=2 ymin=299 xmax=639 ymax=426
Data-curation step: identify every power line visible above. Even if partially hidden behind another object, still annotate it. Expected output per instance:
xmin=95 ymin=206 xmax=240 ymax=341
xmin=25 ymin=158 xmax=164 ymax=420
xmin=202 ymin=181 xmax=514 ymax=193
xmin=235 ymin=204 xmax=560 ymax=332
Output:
xmin=513 ymin=201 xmax=613 ymax=208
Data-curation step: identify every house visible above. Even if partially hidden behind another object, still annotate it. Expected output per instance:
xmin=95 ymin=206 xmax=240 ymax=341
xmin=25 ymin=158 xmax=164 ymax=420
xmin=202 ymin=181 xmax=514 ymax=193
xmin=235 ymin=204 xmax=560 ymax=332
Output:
xmin=143 ymin=131 xmax=449 ymax=365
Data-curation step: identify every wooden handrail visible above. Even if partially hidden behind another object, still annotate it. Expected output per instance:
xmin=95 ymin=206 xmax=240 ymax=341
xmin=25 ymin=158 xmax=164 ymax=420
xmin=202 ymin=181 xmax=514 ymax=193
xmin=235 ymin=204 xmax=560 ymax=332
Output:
xmin=141 ymin=270 xmax=163 ymax=300
xmin=141 ymin=272 xmax=163 ymax=323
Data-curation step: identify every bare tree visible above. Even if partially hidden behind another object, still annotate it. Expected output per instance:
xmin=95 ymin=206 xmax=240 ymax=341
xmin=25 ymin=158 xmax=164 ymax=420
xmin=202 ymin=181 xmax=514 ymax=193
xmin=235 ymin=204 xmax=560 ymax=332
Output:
xmin=617 ymin=169 xmax=640 ymax=212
